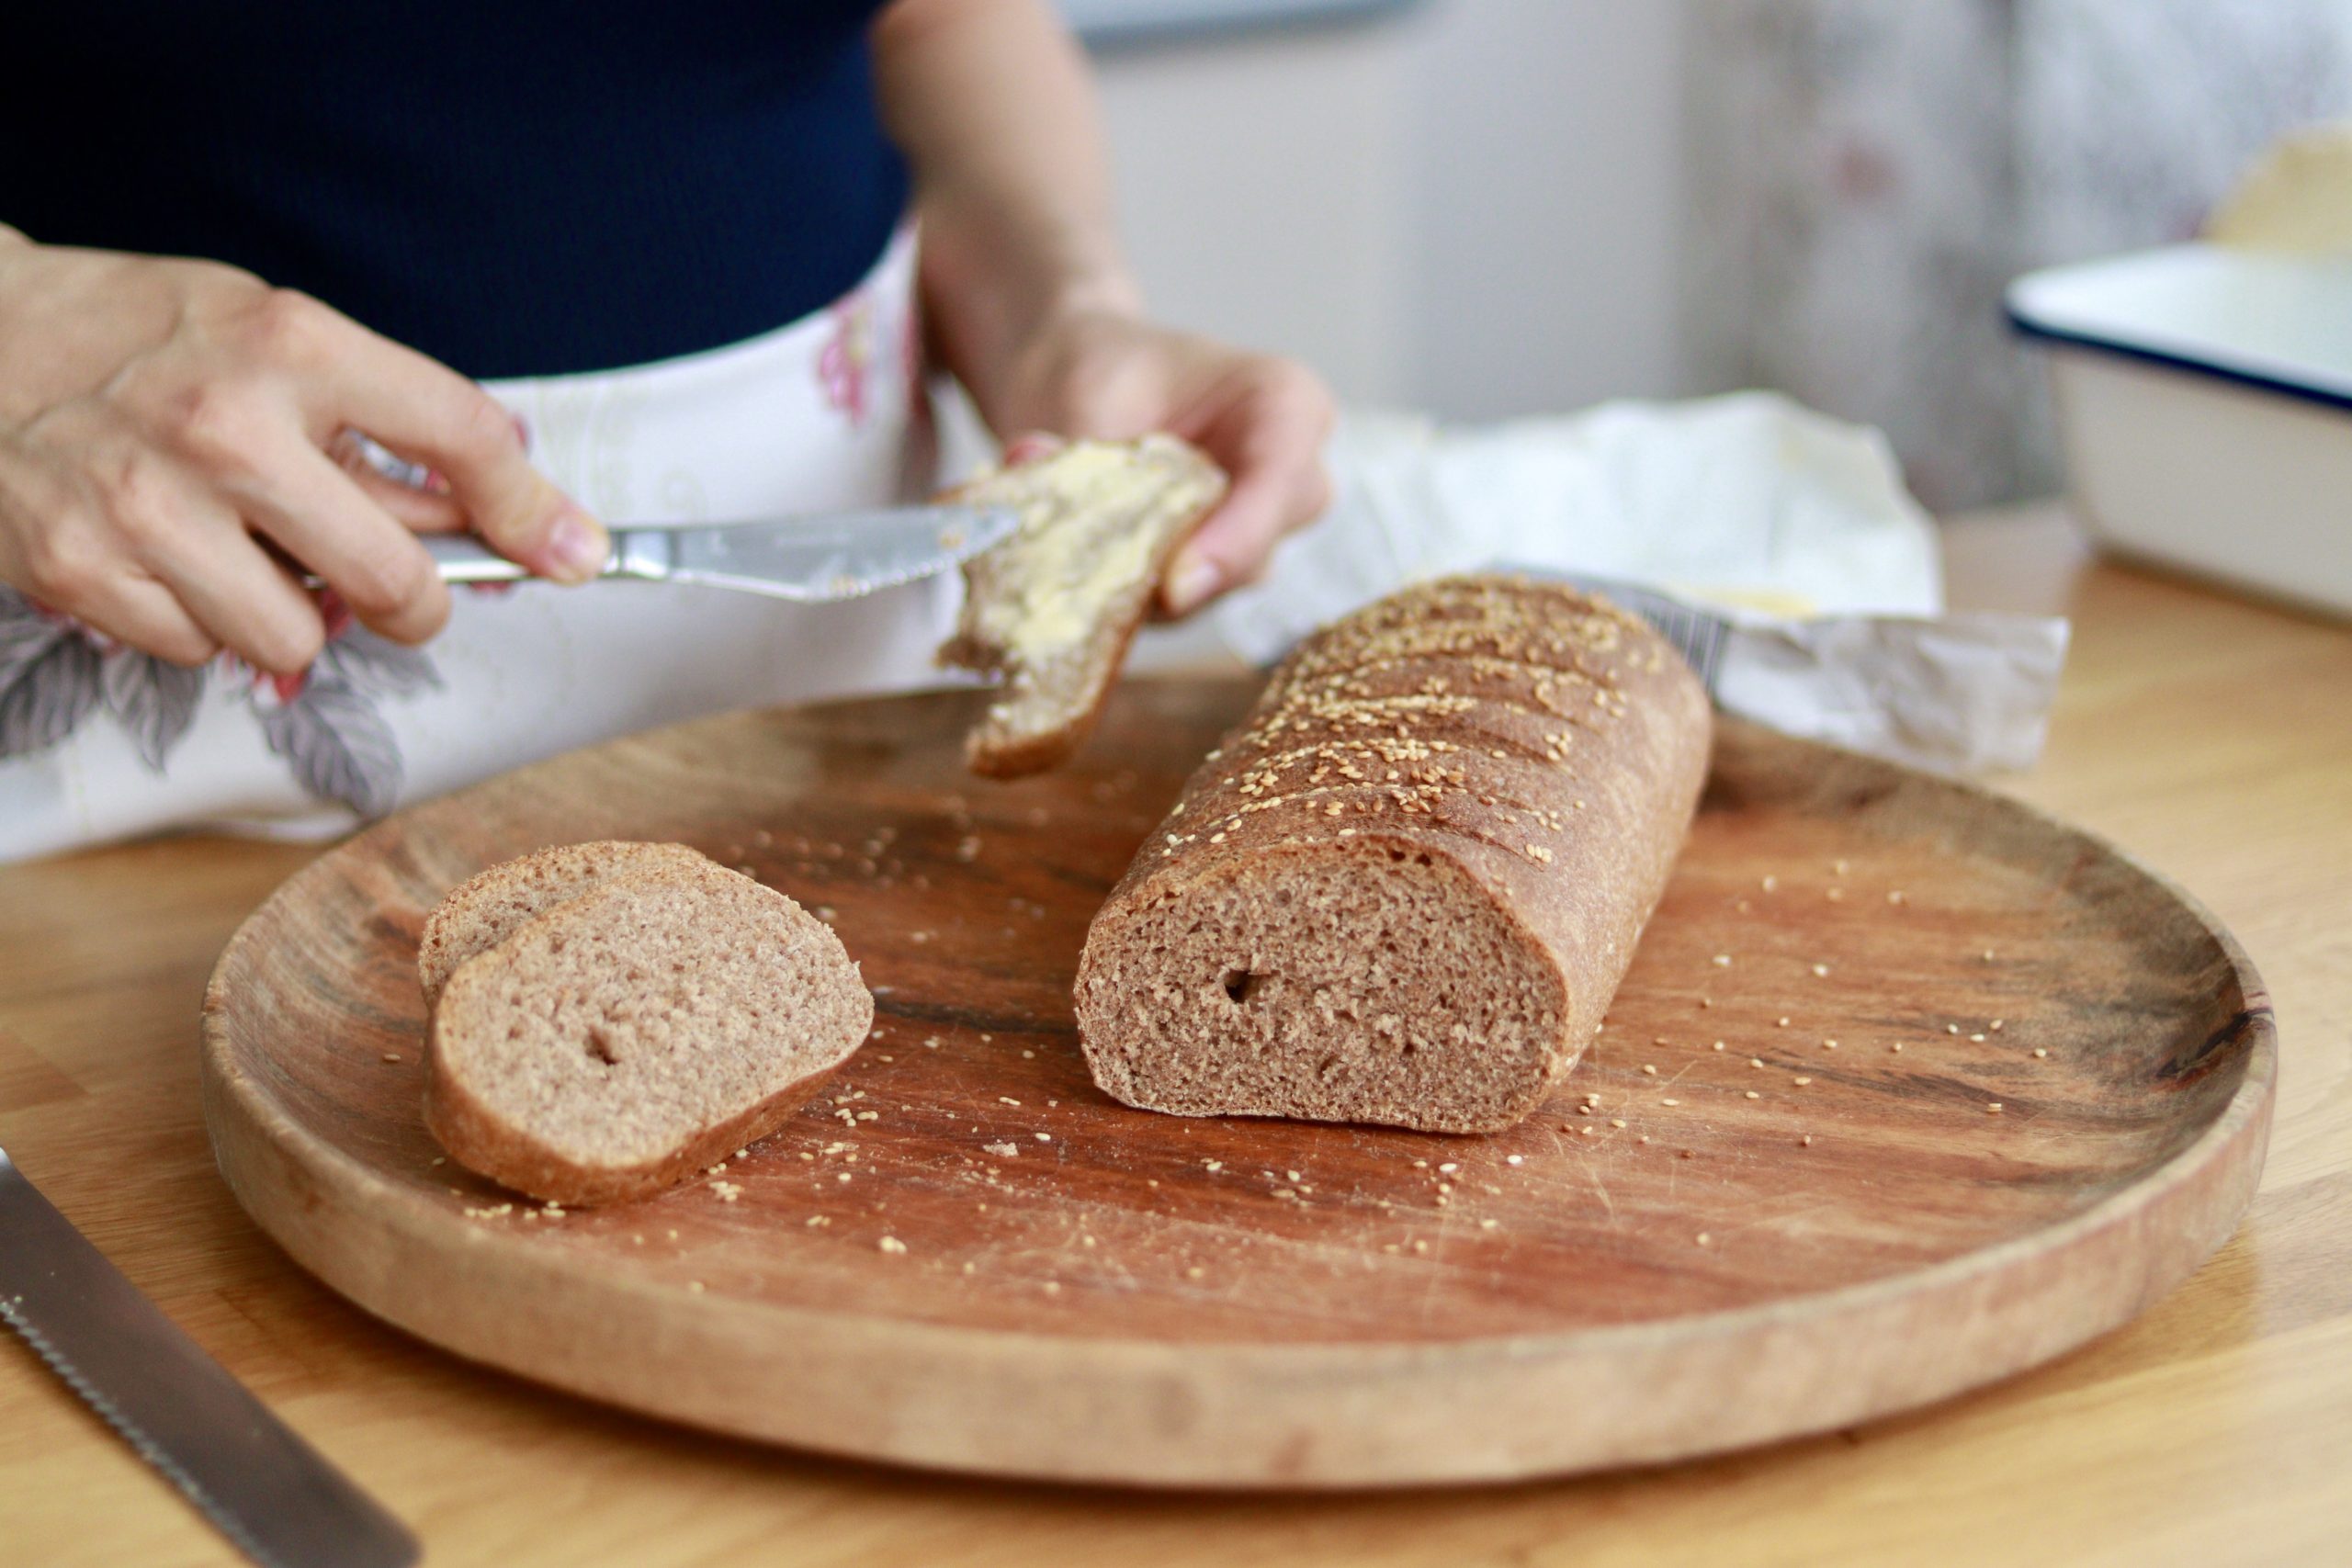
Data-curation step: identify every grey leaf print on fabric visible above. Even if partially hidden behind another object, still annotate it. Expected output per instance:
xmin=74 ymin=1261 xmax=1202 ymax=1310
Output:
xmin=101 ymin=652 xmax=206 ymax=771
xmin=0 ymin=594 xmax=103 ymax=758
xmin=322 ymin=626 xmax=441 ymax=698
xmin=0 ymin=588 xmax=63 ymax=669
xmin=257 ymin=672 xmax=402 ymax=817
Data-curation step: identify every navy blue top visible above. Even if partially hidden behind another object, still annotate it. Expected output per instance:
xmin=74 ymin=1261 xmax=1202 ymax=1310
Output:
xmin=4 ymin=2 xmax=909 ymax=378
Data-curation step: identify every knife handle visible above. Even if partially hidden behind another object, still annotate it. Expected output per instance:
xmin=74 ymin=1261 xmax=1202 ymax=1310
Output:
xmin=303 ymin=531 xmax=674 ymax=590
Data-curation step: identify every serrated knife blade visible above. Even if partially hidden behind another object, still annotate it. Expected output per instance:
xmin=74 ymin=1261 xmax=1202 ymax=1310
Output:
xmin=0 ymin=1145 xmax=416 ymax=1568
xmin=412 ymin=502 xmax=1019 ymax=601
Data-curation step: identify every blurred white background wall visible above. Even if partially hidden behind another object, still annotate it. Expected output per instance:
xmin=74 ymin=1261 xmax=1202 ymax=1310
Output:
xmin=1088 ymin=1 xmax=1691 ymax=416
xmin=1080 ymin=0 xmax=2352 ymax=508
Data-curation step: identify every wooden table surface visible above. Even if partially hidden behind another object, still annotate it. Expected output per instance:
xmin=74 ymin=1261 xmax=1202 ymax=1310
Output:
xmin=3 ymin=507 xmax=2347 ymax=1567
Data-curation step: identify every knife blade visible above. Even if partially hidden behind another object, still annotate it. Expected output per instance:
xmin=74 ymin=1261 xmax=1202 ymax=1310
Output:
xmin=414 ymin=502 xmax=1019 ymax=602
xmin=0 ymin=1145 xmax=417 ymax=1568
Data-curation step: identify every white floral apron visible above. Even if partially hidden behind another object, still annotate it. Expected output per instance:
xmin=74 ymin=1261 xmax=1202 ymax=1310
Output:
xmin=0 ymin=228 xmax=951 ymax=861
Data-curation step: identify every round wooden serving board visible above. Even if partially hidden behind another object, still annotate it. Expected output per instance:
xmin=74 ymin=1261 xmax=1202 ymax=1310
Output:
xmin=200 ymin=678 xmax=2274 ymax=1488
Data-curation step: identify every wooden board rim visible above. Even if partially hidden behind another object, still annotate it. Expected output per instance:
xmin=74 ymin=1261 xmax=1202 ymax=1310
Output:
xmin=198 ymin=695 xmax=2278 ymax=1487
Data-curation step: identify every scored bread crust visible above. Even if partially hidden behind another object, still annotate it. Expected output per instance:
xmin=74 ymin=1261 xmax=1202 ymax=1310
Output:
xmin=938 ymin=435 xmax=1227 ymax=778
xmin=417 ymin=840 xmax=711 ymax=1004
xmin=424 ymin=861 xmax=871 ymax=1206
xmin=1073 ymin=575 xmax=1713 ymax=1134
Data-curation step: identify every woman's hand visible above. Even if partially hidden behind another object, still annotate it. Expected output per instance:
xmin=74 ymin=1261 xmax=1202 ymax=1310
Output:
xmin=872 ymin=0 xmax=1334 ymax=617
xmin=989 ymin=303 xmax=1334 ymax=615
xmin=0 ymin=230 xmax=605 ymax=673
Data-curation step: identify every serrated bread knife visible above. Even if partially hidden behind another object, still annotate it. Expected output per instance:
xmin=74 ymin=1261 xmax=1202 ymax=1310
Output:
xmin=414 ymin=502 xmax=1018 ymax=600
xmin=0 ymin=1145 xmax=417 ymax=1568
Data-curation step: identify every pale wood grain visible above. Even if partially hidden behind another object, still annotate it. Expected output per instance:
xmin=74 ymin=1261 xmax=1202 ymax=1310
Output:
xmin=3 ymin=506 xmax=2347 ymax=1563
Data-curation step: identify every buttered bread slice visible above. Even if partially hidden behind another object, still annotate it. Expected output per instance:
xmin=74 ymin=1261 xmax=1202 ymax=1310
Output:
xmin=939 ymin=435 xmax=1226 ymax=777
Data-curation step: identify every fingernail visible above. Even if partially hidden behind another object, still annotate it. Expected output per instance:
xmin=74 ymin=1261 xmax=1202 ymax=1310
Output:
xmin=1164 ymin=552 xmax=1222 ymax=615
xmin=1002 ymin=432 xmax=1066 ymax=467
xmin=545 ymin=510 xmax=608 ymax=582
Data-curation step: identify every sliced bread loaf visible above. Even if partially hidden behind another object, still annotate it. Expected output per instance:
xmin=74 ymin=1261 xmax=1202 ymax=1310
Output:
xmin=938 ymin=435 xmax=1227 ymax=778
xmin=417 ymin=840 xmax=710 ymax=1005
xmin=424 ymin=860 xmax=872 ymax=1205
xmin=1073 ymin=575 xmax=1712 ymax=1134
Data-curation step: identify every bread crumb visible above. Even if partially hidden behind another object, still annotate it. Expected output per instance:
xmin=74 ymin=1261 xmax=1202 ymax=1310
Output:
xmin=1750 ymin=1057 xmax=1764 ymax=1068
xmin=686 ymin=1280 xmax=706 ymax=1293
xmin=709 ymin=1180 xmax=743 ymax=1202
xmin=1660 ymin=1098 xmax=1680 ymax=1107
xmin=1986 ymin=1102 xmax=2004 ymax=1114
xmin=1745 ymin=1090 xmax=1760 ymax=1100
xmin=2033 ymin=1047 xmax=2049 ymax=1059
xmin=1411 ymin=1239 xmax=1431 ymax=1255
xmin=998 ymin=1097 xmax=1022 ymax=1106
xmin=1638 ymin=1135 xmax=1651 ymax=1145
xmin=1888 ymin=890 xmax=1905 ymax=905
xmin=380 ymin=1052 xmax=402 ymax=1064
xmin=1679 ymin=1148 xmax=1695 ymax=1159
xmin=877 ymin=1235 xmax=908 ymax=1255
xmin=667 ymin=1229 xmax=679 ymax=1240
xmin=984 ymin=1142 xmax=1020 ymax=1157
xmin=1186 ymin=1266 xmax=1206 ymax=1280
xmin=1777 ymin=1017 xmax=1791 ymax=1028
xmin=1034 ymin=1132 xmax=1051 ymax=1143
xmin=1479 ymin=1218 xmax=1500 ymax=1231
xmin=1505 ymin=1154 xmax=1524 ymax=1166
xmin=1801 ymin=1134 xmax=1814 ymax=1147
xmin=1761 ymin=875 xmax=1778 ymax=892
xmin=1810 ymin=964 xmax=1830 ymax=977
xmin=1892 ymin=1043 xmax=1905 ymax=1054
xmin=1696 ymin=1232 xmax=1713 ymax=1247
xmin=1948 ymin=1024 xmax=1962 ymax=1035
xmin=1437 ymin=1162 xmax=1459 ymax=1174
xmin=1990 ymin=1020 xmax=2006 ymax=1032
xmin=1642 ymin=1064 xmax=1658 ymax=1076
xmin=1792 ymin=1076 xmax=1813 ymax=1087
xmin=1700 ymin=998 xmax=1714 ymax=1009
xmin=1712 ymin=954 xmax=1733 ymax=967
xmin=1712 ymin=1041 xmax=1725 ymax=1051
xmin=1042 ymin=1280 xmax=1062 ymax=1295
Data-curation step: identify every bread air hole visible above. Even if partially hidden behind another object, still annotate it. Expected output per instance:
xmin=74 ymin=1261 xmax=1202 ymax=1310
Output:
xmin=585 ymin=1026 xmax=618 ymax=1066
xmin=1220 ymin=966 xmax=1263 ymax=1005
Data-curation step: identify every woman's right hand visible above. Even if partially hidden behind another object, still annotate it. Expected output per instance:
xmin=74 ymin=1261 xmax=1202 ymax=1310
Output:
xmin=0 ymin=228 xmax=606 ymax=673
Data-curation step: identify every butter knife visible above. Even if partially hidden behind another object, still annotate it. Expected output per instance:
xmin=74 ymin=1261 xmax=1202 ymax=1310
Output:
xmin=0 ymin=1145 xmax=416 ymax=1568
xmin=417 ymin=503 xmax=1018 ymax=602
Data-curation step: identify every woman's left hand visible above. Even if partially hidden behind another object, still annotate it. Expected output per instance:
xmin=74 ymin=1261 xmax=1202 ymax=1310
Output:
xmin=989 ymin=304 xmax=1335 ymax=616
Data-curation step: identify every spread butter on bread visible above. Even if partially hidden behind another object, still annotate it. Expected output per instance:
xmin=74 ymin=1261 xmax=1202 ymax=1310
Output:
xmin=938 ymin=435 xmax=1226 ymax=778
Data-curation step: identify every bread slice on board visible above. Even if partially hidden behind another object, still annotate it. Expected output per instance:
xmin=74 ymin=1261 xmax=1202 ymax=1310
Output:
xmin=938 ymin=435 xmax=1227 ymax=778
xmin=1075 ymin=575 xmax=1712 ymax=1134
xmin=417 ymin=840 xmax=710 ymax=1005
xmin=424 ymin=861 xmax=872 ymax=1206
